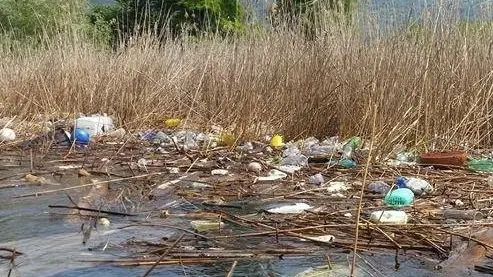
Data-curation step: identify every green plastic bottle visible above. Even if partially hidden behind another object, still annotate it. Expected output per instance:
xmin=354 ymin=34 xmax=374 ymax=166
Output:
xmin=468 ymin=159 xmax=493 ymax=172
xmin=342 ymin=136 xmax=361 ymax=158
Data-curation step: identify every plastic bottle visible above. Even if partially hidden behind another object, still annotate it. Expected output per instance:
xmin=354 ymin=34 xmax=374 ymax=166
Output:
xmin=75 ymin=114 xmax=114 ymax=137
xmin=281 ymin=154 xmax=308 ymax=166
xmin=370 ymin=211 xmax=408 ymax=225
xmin=468 ymin=159 xmax=493 ymax=172
xmin=342 ymin=136 xmax=361 ymax=158
xmin=305 ymin=137 xmax=341 ymax=156
xmin=338 ymin=158 xmax=356 ymax=168
xmin=281 ymin=146 xmax=308 ymax=166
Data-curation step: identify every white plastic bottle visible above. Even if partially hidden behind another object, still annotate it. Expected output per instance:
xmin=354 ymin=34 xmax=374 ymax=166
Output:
xmin=369 ymin=210 xmax=408 ymax=225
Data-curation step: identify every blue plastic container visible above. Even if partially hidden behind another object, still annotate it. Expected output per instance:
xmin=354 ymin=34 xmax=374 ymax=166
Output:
xmin=72 ymin=128 xmax=90 ymax=145
xmin=384 ymin=188 xmax=414 ymax=207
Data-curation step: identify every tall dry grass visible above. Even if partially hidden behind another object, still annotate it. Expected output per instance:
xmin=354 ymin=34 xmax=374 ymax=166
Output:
xmin=1 ymin=2 xmax=493 ymax=155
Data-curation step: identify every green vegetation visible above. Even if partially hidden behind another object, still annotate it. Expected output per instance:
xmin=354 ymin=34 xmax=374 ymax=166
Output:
xmin=0 ymin=0 xmax=85 ymax=47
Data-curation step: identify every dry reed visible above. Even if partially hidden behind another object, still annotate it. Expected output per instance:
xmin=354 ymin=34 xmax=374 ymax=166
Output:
xmin=1 ymin=2 xmax=493 ymax=156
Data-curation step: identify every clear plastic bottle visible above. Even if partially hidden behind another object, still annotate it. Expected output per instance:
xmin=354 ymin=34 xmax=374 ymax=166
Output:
xmin=342 ymin=136 xmax=361 ymax=159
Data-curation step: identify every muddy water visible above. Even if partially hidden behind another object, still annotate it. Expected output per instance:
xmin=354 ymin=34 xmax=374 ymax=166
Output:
xmin=0 ymin=164 xmax=488 ymax=277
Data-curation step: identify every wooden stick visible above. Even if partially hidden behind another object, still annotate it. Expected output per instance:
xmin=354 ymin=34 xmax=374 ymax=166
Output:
xmin=142 ymin=234 xmax=184 ymax=277
xmin=226 ymin=260 xmax=238 ymax=277
xmin=434 ymin=227 xmax=493 ymax=250
xmin=361 ymin=219 xmax=402 ymax=249
xmin=49 ymin=205 xmax=136 ymax=217
xmin=13 ymin=171 xmax=167 ymax=198
xmin=0 ymin=248 xmax=23 ymax=255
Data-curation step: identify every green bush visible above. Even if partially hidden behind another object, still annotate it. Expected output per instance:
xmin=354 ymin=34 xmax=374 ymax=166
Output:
xmin=0 ymin=0 xmax=84 ymax=44
xmin=91 ymin=0 xmax=245 ymax=41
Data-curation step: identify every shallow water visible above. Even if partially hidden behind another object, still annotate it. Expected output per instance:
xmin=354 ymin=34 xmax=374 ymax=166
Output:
xmin=0 ymin=158 xmax=489 ymax=277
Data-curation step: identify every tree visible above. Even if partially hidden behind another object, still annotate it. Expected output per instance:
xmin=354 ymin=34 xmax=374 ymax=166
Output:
xmin=88 ymin=0 xmax=245 ymax=43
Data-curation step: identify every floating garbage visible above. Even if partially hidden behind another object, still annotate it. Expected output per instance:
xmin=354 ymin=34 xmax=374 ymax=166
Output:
xmin=396 ymin=176 xmax=433 ymax=196
xmin=384 ymin=188 xmax=414 ymax=207
xmin=211 ymin=169 xmax=229 ymax=176
xmin=368 ymin=181 xmax=391 ymax=195
xmin=281 ymin=146 xmax=308 ymax=166
xmin=338 ymin=158 xmax=356 ymax=168
xmin=237 ymin=142 xmax=254 ymax=152
xmin=247 ymin=162 xmax=262 ymax=174
xmin=105 ymin=128 xmax=126 ymax=139
xmin=190 ymin=220 xmax=224 ymax=232
xmin=137 ymin=158 xmax=148 ymax=170
xmin=274 ymin=165 xmax=302 ymax=173
xmin=23 ymin=174 xmax=48 ymax=185
xmin=98 ymin=218 xmax=110 ymax=227
xmin=190 ymin=182 xmax=212 ymax=189
xmin=258 ymin=169 xmax=287 ymax=181
xmin=396 ymin=151 xmax=416 ymax=163
xmin=168 ymin=167 xmax=180 ymax=174
xmin=78 ymin=168 xmax=91 ymax=177
xmin=266 ymin=203 xmax=313 ymax=214
xmin=304 ymin=136 xmax=342 ymax=156
xmin=151 ymin=131 xmax=171 ymax=145
xmin=443 ymin=209 xmax=483 ymax=221
xmin=326 ymin=182 xmax=348 ymax=193
xmin=454 ymin=199 xmax=464 ymax=207
xmin=164 ymin=118 xmax=181 ymax=128
xmin=419 ymin=151 xmax=467 ymax=167
xmin=72 ymin=128 xmax=90 ymax=145
xmin=370 ymin=210 xmax=408 ymax=225
xmin=270 ymin=134 xmax=284 ymax=147
xmin=0 ymin=127 xmax=15 ymax=141
xmin=308 ymin=173 xmax=324 ymax=185
xmin=468 ymin=159 xmax=493 ymax=172
xmin=75 ymin=114 xmax=114 ymax=137
xmin=219 ymin=132 xmax=235 ymax=147
xmin=295 ymin=264 xmax=363 ymax=277
xmin=342 ymin=136 xmax=361 ymax=158
xmin=300 ymin=234 xmax=335 ymax=243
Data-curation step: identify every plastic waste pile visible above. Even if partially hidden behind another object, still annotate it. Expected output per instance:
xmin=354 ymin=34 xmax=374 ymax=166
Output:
xmin=269 ymin=135 xmax=361 ymax=170
xmin=369 ymin=176 xmax=433 ymax=225
xmin=281 ymin=145 xmax=308 ymax=166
